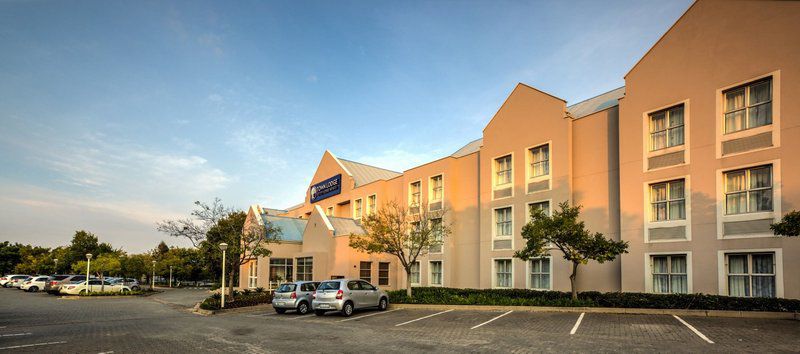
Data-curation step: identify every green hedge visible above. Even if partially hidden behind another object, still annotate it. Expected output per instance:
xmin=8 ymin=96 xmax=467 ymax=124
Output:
xmin=80 ymin=290 xmax=154 ymax=297
xmin=388 ymin=287 xmax=800 ymax=312
xmin=200 ymin=290 xmax=272 ymax=310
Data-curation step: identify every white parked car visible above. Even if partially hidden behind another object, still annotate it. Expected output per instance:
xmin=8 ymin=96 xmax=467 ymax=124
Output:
xmin=20 ymin=276 xmax=50 ymax=292
xmin=1 ymin=275 xmax=30 ymax=287
xmin=60 ymin=279 xmax=132 ymax=295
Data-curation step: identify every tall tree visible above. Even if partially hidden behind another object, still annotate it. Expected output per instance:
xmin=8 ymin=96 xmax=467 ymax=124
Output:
xmin=0 ymin=242 xmax=23 ymax=275
xmin=771 ymin=210 xmax=800 ymax=237
xmin=349 ymin=200 xmax=450 ymax=297
xmin=515 ymin=201 xmax=628 ymax=300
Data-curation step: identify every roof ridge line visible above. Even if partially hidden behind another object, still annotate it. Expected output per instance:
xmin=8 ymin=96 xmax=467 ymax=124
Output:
xmin=567 ymin=86 xmax=625 ymax=108
xmin=337 ymin=157 xmax=402 ymax=174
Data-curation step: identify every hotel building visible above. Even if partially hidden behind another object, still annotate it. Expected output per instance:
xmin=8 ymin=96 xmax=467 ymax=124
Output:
xmin=240 ymin=0 xmax=800 ymax=299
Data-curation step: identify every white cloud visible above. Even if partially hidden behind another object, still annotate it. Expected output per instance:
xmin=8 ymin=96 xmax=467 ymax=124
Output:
xmin=352 ymin=146 xmax=445 ymax=172
xmin=306 ymin=74 xmax=318 ymax=83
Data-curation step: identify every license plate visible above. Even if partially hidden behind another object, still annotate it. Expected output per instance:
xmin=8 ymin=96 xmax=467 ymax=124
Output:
xmin=318 ymin=304 xmax=330 ymax=309
xmin=276 ymin=302 xmax=284 ymax=306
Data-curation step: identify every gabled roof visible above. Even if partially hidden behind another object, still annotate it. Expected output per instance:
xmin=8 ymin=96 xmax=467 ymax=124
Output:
xmin=567 ymin=87 xmax=625 ymax=119
xmin=327 ymin=216 xmax=365 ymax=236
xmin=451 ymin=138 xmax=483 ymax=158
xmin=337 ymin=158 xmax=402 ymax=187
xmin=263 ymin=214 xmax=307 ymax=242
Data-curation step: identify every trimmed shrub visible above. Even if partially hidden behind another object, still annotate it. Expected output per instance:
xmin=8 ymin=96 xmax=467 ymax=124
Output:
xmin=80 ymin=290 xmax=153 ymax=297
xmin=388 ymin=287 xmax=800 ymax=312
xmin=200 ymin=292 xmax=273 ymax=311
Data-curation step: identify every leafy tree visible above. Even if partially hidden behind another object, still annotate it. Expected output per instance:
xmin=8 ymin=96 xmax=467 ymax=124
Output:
xmin=0 ymin=242 xmax=23 ymax=275
xmin=13 ymin=245 xmax=53 ymax=275
xmin=349 ymin=200 xmax=450 ymax=297
xmin=155 ymin=241 xmax=170 ymax=259
xmin=771 ymin=210 xmax=800 ymax=237
xmin=64 ymin=230 xmax=114 ymax=271
xmin=515 ymin=201 xmax=628 ymax=300
xmin=125 ymin=254 xmax=154 ymax=287
xmin=72 ymin=254 xmax=121 ymax=291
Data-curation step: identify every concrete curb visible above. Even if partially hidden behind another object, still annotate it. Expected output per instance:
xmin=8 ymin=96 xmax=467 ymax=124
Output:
xmin=392 ymin=303 xmax=800 ymax=320
xmin=191 ymin=303 xmax=275 ymax=316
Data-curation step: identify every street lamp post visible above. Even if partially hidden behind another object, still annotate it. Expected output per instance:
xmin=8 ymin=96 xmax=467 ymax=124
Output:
xmin=151 ymin=260 xmax=156 ymax=291
xmin=54 ymin=258 xmax=59 ymax=274
xmin=85 ymin=254 xmax=92 ymax=294
xmin=219 ymin=243 xmax=228 ymax=308
xmin=169 ymin=266 xmax=173 ymax=288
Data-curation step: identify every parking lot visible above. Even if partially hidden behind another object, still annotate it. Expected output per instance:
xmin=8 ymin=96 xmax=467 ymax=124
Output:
xmin=1 ymin=288 xmax=798 ymax=353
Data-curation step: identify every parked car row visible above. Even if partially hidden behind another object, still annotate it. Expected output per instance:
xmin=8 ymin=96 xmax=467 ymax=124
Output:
xmin=1 ymin=274 xmax=141 ymax=295
xmin=271 ymin=278 xmax=389 ymax=317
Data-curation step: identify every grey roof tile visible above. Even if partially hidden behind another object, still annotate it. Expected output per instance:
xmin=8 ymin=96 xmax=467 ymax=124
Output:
xmin=567 ymin=86 xmax=625 ymax=119
xmin=338 ymin=158 xmax=402 ymax=187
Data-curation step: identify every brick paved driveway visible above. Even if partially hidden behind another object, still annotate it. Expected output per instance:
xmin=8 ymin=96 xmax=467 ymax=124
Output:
xmin=1 ymin=287 xmax=798 ymax=353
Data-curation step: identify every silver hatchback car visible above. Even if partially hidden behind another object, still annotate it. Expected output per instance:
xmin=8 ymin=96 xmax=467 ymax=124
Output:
xmin=312 ymin=279 xmax=388 ymax=317
xmin=272 ymin=281 xmax=319 ymax=315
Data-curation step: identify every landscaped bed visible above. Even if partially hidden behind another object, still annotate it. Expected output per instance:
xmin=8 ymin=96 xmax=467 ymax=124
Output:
xmin=73 ymin=290 xmax=160 ymax=297
xmin=199 ymin=288 xmax=272 ymax=310
xmin=388 ymin=287 xmax=800 ymax=312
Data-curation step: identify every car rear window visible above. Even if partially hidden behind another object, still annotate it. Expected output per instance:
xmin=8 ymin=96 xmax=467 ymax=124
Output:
xmin=276 ymin=284 xmax=296 ymax=292
xmin=53 ymin=275 xmax=70 ymax=280
xmin=317 ymin=281 xmax=340 ymax=290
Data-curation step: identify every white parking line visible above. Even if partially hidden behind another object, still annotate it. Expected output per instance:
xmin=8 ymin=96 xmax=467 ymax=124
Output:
xmin=0 ymin=333 xmax=31 ymax=337
xmin=245 ymin=312 xmax=277 ymax=318
xmin=339 ymin=309 xmax=400 ymax=322
xmin=395 ymin=309 xmax=453 ymax=327
xmin=570 ymin=312 xmax=585 ymax=335
xmin=470 ymin=310 xmax=513 ymax=330
xmin=673 ymin=315 xmax=714 ymax=344
xmin=0 ymin=341 xmax=67 ymax=350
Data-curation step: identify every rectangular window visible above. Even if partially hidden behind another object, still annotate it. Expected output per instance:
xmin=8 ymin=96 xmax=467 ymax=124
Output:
xmin=326 ymin=206 xmax=333 ymax=216
xmin=724 ymin=78 xmax=772 ymax=134
xmin=726 ymin=253 xmax=775 ymax=297
xmin=529 ymin=145 xmax=550 ymax=177
xmin=429 ymin=218 xmax=443 ymax=253
xmin=409 ymin=261 xmax=420 ymax=284
xmin=296 ymin=257 xmax=313 ymax=281
xmin=410 ymin=181 xmax=421 ymax=207
xmin=724 ymin=165 xmax=772 ymax=215
xmin=528 ymin=201 xmax=550 ymax=220
xmin=649 ymin=105 xmax=685 ymax=151
xmin=651 ymin=255 xmax=687 ymax=294
xmin=367 ymin=195 xmax=377 ymax=215
xmin=353 ymin=199 xmax=363 ymax=219
xmin=529 ymin=258 xmax=550 ymax=290
xmin=248 ymin=260 xmax=258 ymax=288
xmin=495 ymin=259 xmax=512 ymax=288
xmin=268 ymin=258 xmax=293 ymax=288
xmin=359 ymin=261 xmax=372 ymax=283
xmin=430 ymin=175 xmax=443 ymax=201
xmin=650 ymin=179 xmax=686 ymax=221
xmin=378 ymin=262 xmax=390 ymax=286
xmin=429 ymin=261 xmax=442 ymax=286
xmin=495 ymin=155 xmax=512 ymax=186
xmin=495 ymin=207 xmax=512 ymax=237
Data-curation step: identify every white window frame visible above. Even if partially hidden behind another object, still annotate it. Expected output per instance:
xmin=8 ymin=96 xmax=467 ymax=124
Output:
xmin=643 ymin=176 xmax=691 ymax=243
xmin=247 ymin=259 xmax=258 ymax=288
xmin=715 ymin=160 xmax=781 ymax=239
xmin=491 ymin=152 xmax=514 ymax=199
xmin=525 ymin=141 xmax=552 ymax=192
xmin=715 ymin=70 xmax=781 ymax=159
xmin=526 ymin=200 xmax=554 ymax=249
xmin=492 ymin=258 xmax=514 ymax=289
xmin=296 ymin=256 xmax=313 ymax=281
xmin=326 ymin=206 xmax=334 ymax=216
xmin=428 ymin=260 xmax=443 ymax=287
xmin=717 ymin=248 xmax=783 ymax=298
xmin=366 ymin=194 xmax=377 ymax=216
xmin=526 ymin=256 xmax=552 ymax=291
xmin=353 ymin=198 xmax=363 ymax=220
xmin=644 ymin=252 xmax=692 ymax=294
xmin=641 ymin=99 xmax=691 ymax=172
xmin=429 ymin=217 xmax=444 ymax=254
xmin=428 ymin=174 xmax=444 ymax=205
xmin=491 ymin=205 xmax=514 ymax=250
xmin=409 ymin=261 xmax=421 ymax=286
xmin=408 ymin=180 xmax=421 ymax=210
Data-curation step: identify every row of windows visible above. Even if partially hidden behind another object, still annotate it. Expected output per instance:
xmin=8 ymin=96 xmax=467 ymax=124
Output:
xmin=409 ymin=174 xmax=444 ymax=207
xmin=493 ymin=144 xmax=550 ymax=187
xmin=358 ymin=261 xmax=390 ymax=286
xmin=648 ymin=77 xmax=773 ymax=152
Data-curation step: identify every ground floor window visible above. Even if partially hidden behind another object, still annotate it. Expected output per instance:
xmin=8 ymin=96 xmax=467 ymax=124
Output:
xmin=360 ymin=261 xmax=372 ymax=283
xmin=296 ymin=257 xmax=313 ymax=281
xmin=651 ymin=255 xmax=687 ymax=294
xmin=378 ymin=262 xmax=390 ymax=286
xmin=726 ymin=253 xmax=775 ymax=298
xmin=429 ymin=261 xmax=442 ymax=286
xmin=529 ymin=258 xmax=550 ymax=290
xmin=247 ymin=259 xmax=258 ymax=288
xmin=269 ymin=258 xmax=293 ymax=288
xmin=409 ymin=262 xmax=420 ymax=284
xmin=495 ymin=259 xmax=512 ymax=288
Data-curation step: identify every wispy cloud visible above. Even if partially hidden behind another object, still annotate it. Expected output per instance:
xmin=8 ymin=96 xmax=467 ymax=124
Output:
xmin=351 ymin=145 xmax=447 ymax=172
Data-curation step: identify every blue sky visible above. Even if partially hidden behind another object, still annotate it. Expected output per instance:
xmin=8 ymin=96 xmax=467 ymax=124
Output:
xmin=0 ymin=0 xmax=692 ymax=252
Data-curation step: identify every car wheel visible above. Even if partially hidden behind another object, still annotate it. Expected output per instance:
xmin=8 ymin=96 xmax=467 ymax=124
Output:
xmin=297 ymin=301 xmax=309 ymax=315
xmin=378 ymin=297 xmax=388 ymax=311
xmin=29 ymin=286 xmax=38 ymax=292
xmin=121 ymin=288 xmax=130 ymax=294
xmin=79 ymin=289 xmax=87 ymax=295
xmin=341 ymin=301 xmax=354 ymax=317
xmin=131 ymin=286 xmax=140 ymax=291
xmin=275 ymin=308 xmax=286 ymax=314
xmin=315 ymin=310 xmax=326 ymax=316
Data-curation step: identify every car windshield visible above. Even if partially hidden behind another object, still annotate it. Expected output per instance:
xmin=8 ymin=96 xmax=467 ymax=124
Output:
xmin=52 ymin=275 xmax=70 ymax=280
xmin=317 ymin=282 xmax=340 ymax=291
xmin=276 ymin=284 xmax=296 ymax=292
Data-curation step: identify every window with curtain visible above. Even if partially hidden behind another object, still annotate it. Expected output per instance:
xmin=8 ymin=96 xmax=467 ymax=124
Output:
xmin=353 ymin=199 xmax=363 ymax=219
xmin=367 ymin=195 xmax=376 ymax=215
xmin=724 ymin=78 xmax=772 ymax=134
xmin=651 ymin=255 xmax=687 ymax=294
xmin=649 ymin=105 xmax=685 ymax=151
xmin=495 ymin=259 xmax=512 ymax=288
xmin=495 ymin=207 xmax=512 ymax=238
xmin=727 ymin=253 xmax=775 ymax=297
xmin=529 ymin=144 xmax=550 ymax=177
xmin=495 ymin=155 xmax=512 ymax=186
xmin=248 ymin=260 xmax=258 ymax=288
xmin=429 ymin=261 xmax=442 ymax=285
xmin=430 ymin=175 xmax=443 ymax=201
xmin=378 ymin=262 xmax=389 ymax=286
xmin=269 ymin=258 xmax=293 ymax=288
xmin=429 ymin=218 xmax=443 ymax=253
xmin=296 ymin=257 xmax=313 ymax=281
xmin=650 ymin=180 xmax=686 ymax=221
xmin=724 ymin=165 xmax=772 ymax=215
xmin=409 ymin=262 xmax=420 ymax=284
xmin=409 ymin=182 xmax=421 ymax=207
xmin=529 ymin=258 xmax=550 ymax=290
xmin=528 ymin=201 xmax=550 ymax=221
xmin=359 ymin=261 xmax=372 ymax=283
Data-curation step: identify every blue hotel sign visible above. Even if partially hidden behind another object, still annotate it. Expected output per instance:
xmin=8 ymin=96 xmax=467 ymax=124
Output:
xmin=310 ymin=174 xmax=342 ymax=203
